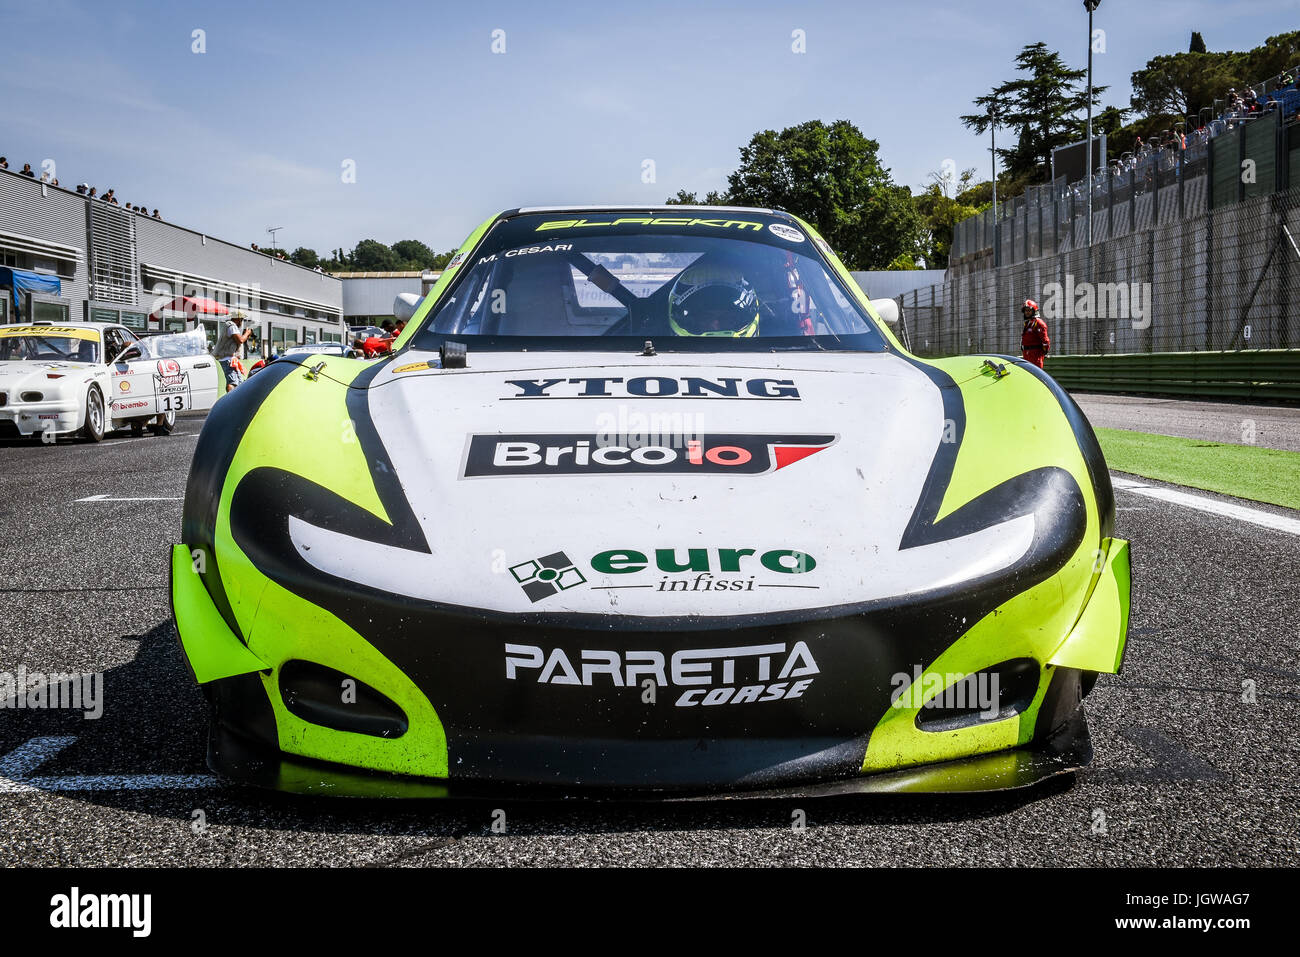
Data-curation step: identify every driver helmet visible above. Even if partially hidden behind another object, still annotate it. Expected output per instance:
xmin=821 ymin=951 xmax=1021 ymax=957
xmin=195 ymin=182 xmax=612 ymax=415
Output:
xmin=668 ymin=265 xmax=760 ymax=337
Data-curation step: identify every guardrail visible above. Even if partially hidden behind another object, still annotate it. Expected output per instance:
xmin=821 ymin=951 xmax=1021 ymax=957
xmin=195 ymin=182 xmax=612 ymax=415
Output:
xmin=1044 ymin=350 xmax=1300 ymax=401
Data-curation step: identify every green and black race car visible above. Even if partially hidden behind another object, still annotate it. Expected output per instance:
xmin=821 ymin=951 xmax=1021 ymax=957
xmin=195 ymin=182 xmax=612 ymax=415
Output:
xmin=171 ymin=206 xmax=1130 ymax=797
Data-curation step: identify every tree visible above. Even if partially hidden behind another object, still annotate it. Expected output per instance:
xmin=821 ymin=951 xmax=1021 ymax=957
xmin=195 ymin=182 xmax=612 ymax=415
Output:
xmin=288 ymin=247 xmax=319 ymax=268
xmin=913 ymin=167 xmax=986 ymax=269
xmin=1189 ymin=31 xmax=1207 ymax=54
xmin=962 ymin=42 xmax=1105 ymax=182
xmin=1130 ymin=31 xmax=1300 ymax=122
xmin=1130 ymin=51 xmax=1236 ymax=119
xmin=1242 ymin=31 xmax=1300 ymax=85
xmin=722 ymin=119 xmax=922 ymax=270
xmin=391 ymin=239 xmax=438 ymax=270
xmin=664 ymin=188 xmax=729 ymax=205
xmin=351 ymin=239 xmax=399 ymax=271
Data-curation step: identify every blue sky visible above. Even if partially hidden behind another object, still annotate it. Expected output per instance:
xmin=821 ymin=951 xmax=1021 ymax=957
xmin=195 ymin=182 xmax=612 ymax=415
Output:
xmin=2 ymin=0 xmax=1292 ymax=254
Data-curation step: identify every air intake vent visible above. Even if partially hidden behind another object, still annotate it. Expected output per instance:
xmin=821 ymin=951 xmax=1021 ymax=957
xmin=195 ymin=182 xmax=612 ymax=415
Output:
xmin=913 ymin=658 xmax=1040 ymax=733
xmin=278 ymin=660 xmax=408 ymax=738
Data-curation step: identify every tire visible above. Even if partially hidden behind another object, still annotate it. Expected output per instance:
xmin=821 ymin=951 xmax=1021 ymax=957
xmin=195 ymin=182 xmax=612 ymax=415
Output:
xmin=80 ymin=386 xmax=105 ymax=442
xmin=150 ymin=409 xmax=177 ymax=436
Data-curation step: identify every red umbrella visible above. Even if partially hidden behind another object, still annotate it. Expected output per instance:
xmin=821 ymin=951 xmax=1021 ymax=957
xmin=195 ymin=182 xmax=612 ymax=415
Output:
xmin=150 ymin=296 xmax=231 ymax=319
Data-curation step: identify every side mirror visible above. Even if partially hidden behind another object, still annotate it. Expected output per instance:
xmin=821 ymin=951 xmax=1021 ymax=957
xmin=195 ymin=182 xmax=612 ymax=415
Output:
xmin=113 ymin=344 xmax=144 ymax=364
xmin=869 ymin=298 xmax=901 ymax=325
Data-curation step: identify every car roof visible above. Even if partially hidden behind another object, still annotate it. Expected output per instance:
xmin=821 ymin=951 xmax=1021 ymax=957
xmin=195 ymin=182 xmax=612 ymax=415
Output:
xmin=28 ymin=321 xmax=112 ymax=331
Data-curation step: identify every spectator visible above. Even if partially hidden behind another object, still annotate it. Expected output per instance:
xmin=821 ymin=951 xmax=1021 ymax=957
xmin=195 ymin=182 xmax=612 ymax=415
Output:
xmin=152 ymin=209 xmax=161 ymax=219
xmin=213 ymin=311 xmax=252 ymax=393
xmin=76 ymin=183 xmax=88 ymax=194
xmin=125 ymin=203 xmax=133 ymax=212
xmin=20 ymin=163 xmax=35 ymax=177
xmin=0 ymin=157 xmax=8 ymax=169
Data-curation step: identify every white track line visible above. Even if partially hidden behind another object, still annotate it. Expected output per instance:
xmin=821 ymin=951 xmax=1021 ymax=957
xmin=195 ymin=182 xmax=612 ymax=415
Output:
xmin=0 ymin=736 xmax=218 ymax=793
xmin=74 ymin=494 xmax=182 ymax=502
xmin=1111 ymin=475 xmax=1300 ymax=536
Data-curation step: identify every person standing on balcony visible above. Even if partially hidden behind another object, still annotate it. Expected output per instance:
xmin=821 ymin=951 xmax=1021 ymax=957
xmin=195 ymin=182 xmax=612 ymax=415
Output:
xmin=1020 ymin=299 xmax=1050 ymax=369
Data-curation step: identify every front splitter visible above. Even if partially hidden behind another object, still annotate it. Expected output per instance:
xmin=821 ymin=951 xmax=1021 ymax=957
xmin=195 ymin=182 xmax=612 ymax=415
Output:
xmin=208 ymin=709 xmax=1092 ymax=801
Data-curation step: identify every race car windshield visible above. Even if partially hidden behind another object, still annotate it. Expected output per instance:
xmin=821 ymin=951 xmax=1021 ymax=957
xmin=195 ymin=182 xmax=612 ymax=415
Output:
xmin=412 ymin=215 xmax=888 ymax=353
xmin=0 ymin=329 xmax=99 ymax=363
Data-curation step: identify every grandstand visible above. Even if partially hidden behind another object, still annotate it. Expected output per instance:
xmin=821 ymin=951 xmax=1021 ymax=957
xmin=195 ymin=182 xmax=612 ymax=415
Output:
xmin=902 ymin=63 xmax=1300 ymax=400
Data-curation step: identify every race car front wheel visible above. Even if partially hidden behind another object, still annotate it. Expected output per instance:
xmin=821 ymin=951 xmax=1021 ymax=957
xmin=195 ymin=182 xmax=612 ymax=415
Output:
xmin=150 ymin=409 xmax=177 ymax=436
xmin=81 ymin=386 xmax=105 ymax=443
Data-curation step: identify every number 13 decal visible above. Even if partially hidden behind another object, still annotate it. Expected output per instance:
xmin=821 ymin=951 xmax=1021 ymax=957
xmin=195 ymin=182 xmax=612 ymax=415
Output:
xmin=163 ymin=395 xmax=186 ymax=411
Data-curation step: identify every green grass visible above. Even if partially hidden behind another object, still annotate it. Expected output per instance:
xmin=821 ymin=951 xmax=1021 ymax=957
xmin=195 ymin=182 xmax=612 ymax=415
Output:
xmin=1095 ymin=427 xmax=1300 ymax=511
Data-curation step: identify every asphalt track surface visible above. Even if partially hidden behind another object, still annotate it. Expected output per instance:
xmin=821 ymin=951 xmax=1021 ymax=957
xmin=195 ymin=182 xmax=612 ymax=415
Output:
xmin=0 ymin=405 xmax=1297 ymax=867
xmin=1074 ymin=393 xmax=1300 ymax=452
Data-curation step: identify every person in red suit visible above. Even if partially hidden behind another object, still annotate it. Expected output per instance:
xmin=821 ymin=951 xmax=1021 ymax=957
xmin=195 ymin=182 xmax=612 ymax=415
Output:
xmin=1020 ymin=299 xmax=1050 ymax=369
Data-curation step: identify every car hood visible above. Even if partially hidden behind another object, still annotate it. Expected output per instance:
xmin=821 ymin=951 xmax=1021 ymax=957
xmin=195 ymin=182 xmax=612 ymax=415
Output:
xmin=0 ymin=360 xmax=92 ymax=392
xmin=282 ymin=350 xmax=1046 ymax=616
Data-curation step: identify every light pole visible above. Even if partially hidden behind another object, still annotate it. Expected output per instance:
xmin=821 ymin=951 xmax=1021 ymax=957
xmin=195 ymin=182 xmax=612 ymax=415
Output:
xmin=1085 ymin=0 xmax=1100 ymax=249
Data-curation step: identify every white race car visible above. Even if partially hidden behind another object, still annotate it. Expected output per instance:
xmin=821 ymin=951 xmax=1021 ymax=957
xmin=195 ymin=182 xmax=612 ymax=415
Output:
xmin=0 ymin=322 xmax=220 ymax=441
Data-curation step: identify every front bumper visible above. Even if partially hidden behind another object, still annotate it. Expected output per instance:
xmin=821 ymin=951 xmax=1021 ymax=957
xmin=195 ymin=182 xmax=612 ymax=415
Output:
xmin=172 ymin=538 xmax=1130 ymax=796
xmin=206 ymin=706 xmax=1093 ymax=799
xmin=0 ymin=401 xmax=80 ymax=437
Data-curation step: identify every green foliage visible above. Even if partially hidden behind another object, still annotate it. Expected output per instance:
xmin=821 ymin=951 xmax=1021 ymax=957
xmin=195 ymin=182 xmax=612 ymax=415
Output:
xmin=1129 ymin=51 xmax=1236 ymax=119
xmin=1130 ymin=30 xmax=1300 ymax=123
xmin=314 ymin=239 xmax=460 ymax=274
xmin=1189 ymin=31 xmax=1206 ymax=54
xmin=391 ymin=239 xmax=438 ymax=267
xmin=287 ymin=247 xmax=319 ymax=268
xmin=352 ymin=239 xmax=400 ymax=271
xmin=722 ymin=119 xmax=922 ymax=270
xmin=961 ymin=42 xmax=1105 ymax=182
xmin=914 ymin=167 xmax=986 ymax=269
xmin=664 ymin=188 xmax=729 ymax=205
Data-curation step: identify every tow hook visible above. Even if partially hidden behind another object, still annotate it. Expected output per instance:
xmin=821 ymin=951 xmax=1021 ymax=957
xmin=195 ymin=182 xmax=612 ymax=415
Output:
xmin=305 ymin=361 xmax=326 ymax=381
xmin=982 ymin=359 xmax=1009 ymax=379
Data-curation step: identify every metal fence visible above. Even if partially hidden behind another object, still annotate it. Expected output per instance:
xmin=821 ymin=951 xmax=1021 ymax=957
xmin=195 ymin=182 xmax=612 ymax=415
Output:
xmin=901 ymin=182 xmax=1300 ymax=357
xmin=951 ymin=108 xmax=1297 ymax=270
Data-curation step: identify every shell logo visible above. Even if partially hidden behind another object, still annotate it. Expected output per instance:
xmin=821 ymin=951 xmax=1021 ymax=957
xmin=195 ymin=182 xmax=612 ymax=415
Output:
xmin=118 ymin=380 xmax=131 ymax=393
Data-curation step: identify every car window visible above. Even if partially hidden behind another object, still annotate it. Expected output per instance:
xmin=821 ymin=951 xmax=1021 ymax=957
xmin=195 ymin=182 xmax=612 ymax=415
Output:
xmin=0 ymin=327 xmax=100 ymax=363
xmin=103 ymin=328 xmax=126 ymax=362
xmin=411 ymin=214 xmax=887 ymax=353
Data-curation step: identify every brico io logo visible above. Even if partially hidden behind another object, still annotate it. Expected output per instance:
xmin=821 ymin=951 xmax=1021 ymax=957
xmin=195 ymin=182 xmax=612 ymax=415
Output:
xmin=463 ymin=433 xmax=836 ymax=477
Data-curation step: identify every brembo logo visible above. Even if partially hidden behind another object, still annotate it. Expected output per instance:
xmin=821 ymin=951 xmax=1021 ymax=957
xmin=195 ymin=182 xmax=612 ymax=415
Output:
xmin=502 ymin=377 xmax=800 ymax=400
xmin=463 ymin=433 xmax=836 ymax=477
